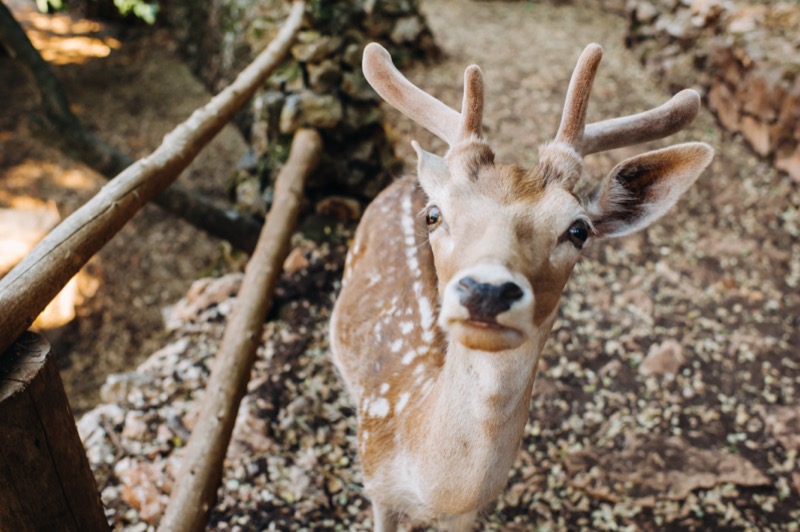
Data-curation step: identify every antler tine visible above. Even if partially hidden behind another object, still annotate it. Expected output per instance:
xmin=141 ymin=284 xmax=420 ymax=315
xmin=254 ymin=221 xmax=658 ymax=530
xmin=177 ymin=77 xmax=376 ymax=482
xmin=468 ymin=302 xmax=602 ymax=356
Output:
xmin=554 ymin=43 xmax=603 ymax=151
xmin=456 ymin=65 xmax=485 ymax=142
xmin=581 ymin=89 xmax=701 ymax=155
xmin=363 ymin=42 xmax=461 ymax=146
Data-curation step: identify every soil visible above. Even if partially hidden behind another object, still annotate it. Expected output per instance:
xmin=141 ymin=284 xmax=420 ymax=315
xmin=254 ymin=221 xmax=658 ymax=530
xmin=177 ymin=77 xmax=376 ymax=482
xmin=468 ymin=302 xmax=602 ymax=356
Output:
xmin=2 ymin=0 xmax=800 ymax=529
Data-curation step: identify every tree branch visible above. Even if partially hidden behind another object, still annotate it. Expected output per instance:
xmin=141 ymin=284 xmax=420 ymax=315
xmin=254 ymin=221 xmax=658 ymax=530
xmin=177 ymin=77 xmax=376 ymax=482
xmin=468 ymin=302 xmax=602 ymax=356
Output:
xmin=0 ymin=1 xmax=261 ymax=253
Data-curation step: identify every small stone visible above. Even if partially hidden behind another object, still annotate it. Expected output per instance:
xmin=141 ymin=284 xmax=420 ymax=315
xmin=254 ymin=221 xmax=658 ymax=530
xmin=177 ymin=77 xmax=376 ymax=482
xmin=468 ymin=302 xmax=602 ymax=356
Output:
xmin=280 ymin=92 xmax=343 ymax=133
xmin=635 ymin=1 xmax=659 ymax=24
xmin=122 ymin=411 xmax=150 ymax=441
xmin=391 ymin=16 xmax=423 ymax=44
xmin=291 ymin=34 xmax=343 ymax=63
xmin=100 ymin=372 xmax=155 ymax=405
xmin=307 ymin=59 xmax=341 ymax=93
xmin=235 ymin=177 xmax=265 ymax=215
xmin=283 ymin=247 xmax=310 ymax=274
xmin=341 ymin=71 xmax=378 ymax=102
xmin=639 ymin=339 xmax=685 ymax=377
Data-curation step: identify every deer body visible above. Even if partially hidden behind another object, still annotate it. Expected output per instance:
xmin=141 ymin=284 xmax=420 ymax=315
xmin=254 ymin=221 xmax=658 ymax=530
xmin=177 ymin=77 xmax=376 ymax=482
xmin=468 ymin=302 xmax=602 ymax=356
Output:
xmin=330 ymin=43 xmax=713 ymax=530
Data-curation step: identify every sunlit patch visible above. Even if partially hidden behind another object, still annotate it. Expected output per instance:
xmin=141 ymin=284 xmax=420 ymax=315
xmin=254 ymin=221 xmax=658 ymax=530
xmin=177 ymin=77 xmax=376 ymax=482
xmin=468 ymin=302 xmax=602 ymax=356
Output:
xmin=14 ymin=4 xmax=122 ymax=65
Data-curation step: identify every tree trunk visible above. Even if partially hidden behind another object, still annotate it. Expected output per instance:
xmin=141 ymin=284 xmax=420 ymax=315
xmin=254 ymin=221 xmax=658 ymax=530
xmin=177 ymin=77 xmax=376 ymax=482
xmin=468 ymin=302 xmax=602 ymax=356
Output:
xmin=0 ymin=332 xmax=108 ymax=531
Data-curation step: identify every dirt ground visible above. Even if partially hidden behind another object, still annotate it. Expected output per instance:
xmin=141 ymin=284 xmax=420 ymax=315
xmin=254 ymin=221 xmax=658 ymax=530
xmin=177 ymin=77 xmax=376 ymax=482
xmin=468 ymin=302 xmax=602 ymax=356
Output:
xmin=3 ymin=0 xmax=800 ymax=529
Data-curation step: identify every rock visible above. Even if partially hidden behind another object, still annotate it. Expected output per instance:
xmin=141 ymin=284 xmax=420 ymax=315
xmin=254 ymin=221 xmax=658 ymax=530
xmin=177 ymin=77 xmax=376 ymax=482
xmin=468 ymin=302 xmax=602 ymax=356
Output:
xmin=280 ymin=91 xmax=343 ymax=133
xmin=391 ymin=16 xmax=423 ymax=43
xmin=634 ymin=1 xmax=659 ymax=25
xmin=165 ymin=275 xmax=242 ymax=330
xmin=122 ymin=410 xmax=150 ymax=441
xmin=290 ymin=33 xmax=343 ymax=63
xmin=234 ymin=176 xmax=265 ymax=215
xmin=116 ymin=458 xmax=170 ymax=523
xmin=639 ymin=339 xmax=685 ymax=377
xmin=341 ymin=71 xmax=379 ymax=102
xmin=100 ymin=372 xmax=155 ymax=404
xmin=307 ymin=59 xmax=341 ymax=93
xmin=283 ymin=247 xmax=310 ymax=274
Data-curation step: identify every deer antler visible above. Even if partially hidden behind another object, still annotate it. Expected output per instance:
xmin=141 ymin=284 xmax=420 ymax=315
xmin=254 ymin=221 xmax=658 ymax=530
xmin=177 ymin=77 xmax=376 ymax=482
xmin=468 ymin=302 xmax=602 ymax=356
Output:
xmin=554 ymin=44 xmax=701 ymax=157
xmin=553 ymin=43 xmax=603 ymax=153
xmin=582 ymin=89 xmax=700 ymax=154
xmin=362 ymin=42 xmax=484 ymax=147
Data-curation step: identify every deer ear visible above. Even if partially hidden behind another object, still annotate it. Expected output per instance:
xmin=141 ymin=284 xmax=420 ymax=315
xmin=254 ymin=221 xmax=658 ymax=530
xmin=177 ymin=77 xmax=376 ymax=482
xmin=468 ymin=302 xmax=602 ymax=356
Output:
xmin=412 ymin=140 xmax=450 ymax=197
xmin=586 ymin=142 xmax=713 ymax=238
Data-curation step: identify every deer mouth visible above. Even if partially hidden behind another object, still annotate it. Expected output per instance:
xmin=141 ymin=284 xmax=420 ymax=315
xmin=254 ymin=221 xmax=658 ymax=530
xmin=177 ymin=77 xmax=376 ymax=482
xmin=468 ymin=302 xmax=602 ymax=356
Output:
xmin=450 ymin=319 xmax=525 ymax=352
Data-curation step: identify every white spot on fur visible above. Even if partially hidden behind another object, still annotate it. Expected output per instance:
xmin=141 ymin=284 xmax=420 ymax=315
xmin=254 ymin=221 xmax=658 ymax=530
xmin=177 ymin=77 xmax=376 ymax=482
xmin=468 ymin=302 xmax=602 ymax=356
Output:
xmin=400 ymin=321 xmax=414 ymax=335
xmin=367 ymin=272 xmax=382 ymax=287
xmin=380 ymin=382 xmax=390 ymax=394
xmin=396 ymin=392 xmax=410 ymax=413
xmin=401 ymin=350 xmax=418 ymax=365
xmin=390 ymin=339 xmax=403 ymax=353
xmin=368 ymin=397 xmax=391 ymax=418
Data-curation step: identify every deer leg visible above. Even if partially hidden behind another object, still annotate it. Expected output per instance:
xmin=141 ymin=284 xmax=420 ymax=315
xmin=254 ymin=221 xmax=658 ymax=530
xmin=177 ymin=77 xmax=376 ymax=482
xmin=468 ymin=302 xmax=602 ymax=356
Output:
xmin=372 ymin=502 xmax=399 ymax=532
xmin=437 ymin=511 xmax=478 ymax=532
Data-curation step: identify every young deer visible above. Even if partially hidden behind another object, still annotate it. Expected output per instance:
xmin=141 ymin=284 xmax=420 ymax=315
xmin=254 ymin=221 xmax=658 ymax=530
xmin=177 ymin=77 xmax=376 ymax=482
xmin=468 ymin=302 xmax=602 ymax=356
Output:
xmin=329 ymin=42 xmax=713 ymax=530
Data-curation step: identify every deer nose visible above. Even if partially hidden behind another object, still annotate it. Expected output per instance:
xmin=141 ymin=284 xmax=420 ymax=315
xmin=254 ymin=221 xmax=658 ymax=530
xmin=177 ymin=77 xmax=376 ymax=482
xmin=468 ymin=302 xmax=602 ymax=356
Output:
xmin=456 ymin=276 xmax=524 ymax=321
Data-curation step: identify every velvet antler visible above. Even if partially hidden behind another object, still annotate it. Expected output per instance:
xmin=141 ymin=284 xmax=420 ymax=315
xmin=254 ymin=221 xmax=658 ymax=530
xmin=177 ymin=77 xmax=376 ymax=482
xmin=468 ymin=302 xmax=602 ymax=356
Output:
xmin=362 ymin=42 xmax=484 ymax=147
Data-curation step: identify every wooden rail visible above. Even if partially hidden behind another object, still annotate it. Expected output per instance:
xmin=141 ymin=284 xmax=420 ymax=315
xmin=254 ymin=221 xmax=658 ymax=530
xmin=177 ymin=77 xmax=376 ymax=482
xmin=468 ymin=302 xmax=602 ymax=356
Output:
xmin=159 ymin=128 xmax=321 ymax=532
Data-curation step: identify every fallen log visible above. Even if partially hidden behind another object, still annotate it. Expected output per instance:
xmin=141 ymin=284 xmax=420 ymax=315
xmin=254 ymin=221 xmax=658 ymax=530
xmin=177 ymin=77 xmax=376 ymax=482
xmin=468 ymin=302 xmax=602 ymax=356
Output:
xmin=158 ymin=128 xmax=322 ymax=532
xmin=0 ymin=1 xmax=307 ymax=357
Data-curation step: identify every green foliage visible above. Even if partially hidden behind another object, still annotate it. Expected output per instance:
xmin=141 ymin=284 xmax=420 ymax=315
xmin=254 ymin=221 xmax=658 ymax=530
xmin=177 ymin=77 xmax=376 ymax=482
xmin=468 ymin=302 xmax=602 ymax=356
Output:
xmin=35 ymin=0 xmax=64 ymax=12
xmin=113 ymin=0 xmax=159 ymax=24
xmin=34 ymin=0 xmax=158 ymax=25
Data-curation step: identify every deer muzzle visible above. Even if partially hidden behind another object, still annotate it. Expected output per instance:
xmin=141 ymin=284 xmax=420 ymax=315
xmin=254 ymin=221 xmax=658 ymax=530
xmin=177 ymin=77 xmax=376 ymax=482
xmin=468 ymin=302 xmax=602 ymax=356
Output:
xmin=439 ymin=264 xmax=534 ymax=352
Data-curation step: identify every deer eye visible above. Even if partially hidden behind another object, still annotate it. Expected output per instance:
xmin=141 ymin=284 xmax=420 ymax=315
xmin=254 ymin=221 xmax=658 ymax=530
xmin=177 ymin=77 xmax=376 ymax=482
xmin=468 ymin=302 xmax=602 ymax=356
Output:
xmin=425 ymin=206 xmax=442 ymax=228
xmin=564 ymin=219 xmax=591 ymax=249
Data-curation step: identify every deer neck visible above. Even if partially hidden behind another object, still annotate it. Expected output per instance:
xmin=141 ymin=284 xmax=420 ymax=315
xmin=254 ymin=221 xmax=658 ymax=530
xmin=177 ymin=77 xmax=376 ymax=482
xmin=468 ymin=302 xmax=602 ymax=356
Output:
xmin=401 ymin=319 xmax=553 ymax=514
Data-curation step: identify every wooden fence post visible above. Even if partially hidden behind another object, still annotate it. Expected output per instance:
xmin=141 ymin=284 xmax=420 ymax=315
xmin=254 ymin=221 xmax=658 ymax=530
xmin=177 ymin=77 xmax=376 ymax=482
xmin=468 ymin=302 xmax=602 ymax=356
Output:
xmin=0 ymin=332 xmax=108 ymax=531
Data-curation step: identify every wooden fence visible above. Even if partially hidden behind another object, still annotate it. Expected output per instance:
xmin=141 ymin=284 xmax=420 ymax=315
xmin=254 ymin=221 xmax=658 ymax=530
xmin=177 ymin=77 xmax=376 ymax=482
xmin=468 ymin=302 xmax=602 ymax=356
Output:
xmin=0 ymin=3 xmax=320 ymax=530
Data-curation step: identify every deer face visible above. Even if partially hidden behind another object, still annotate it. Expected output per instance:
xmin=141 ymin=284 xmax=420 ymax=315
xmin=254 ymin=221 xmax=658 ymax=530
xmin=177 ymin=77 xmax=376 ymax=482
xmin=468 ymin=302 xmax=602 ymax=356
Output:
xmin=415 ymin=144 xmax=590 ymax=351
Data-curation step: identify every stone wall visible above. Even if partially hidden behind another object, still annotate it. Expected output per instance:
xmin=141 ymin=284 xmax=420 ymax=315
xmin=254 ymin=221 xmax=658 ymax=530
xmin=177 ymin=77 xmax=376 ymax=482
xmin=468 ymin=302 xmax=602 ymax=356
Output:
xmin=625 ymin=0 xmax=800 ymax=183
xmin=160 ymin=0 xmax=440 ymax=215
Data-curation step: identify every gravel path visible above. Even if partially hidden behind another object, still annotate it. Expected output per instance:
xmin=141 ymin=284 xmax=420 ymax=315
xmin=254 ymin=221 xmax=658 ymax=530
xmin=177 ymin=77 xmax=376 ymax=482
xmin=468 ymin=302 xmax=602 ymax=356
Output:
xmin=75 ymin=1 xmax=800 ymax=530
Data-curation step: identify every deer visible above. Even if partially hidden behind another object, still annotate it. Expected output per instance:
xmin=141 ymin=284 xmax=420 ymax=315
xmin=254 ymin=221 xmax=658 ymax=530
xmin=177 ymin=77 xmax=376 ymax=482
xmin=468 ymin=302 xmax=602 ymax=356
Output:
xmin=329 ymin=42 xmax=713 ymax=531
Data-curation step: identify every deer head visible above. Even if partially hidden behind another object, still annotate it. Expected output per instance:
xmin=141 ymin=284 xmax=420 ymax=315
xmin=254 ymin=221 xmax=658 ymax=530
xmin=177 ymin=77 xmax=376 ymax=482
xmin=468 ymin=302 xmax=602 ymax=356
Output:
xmin=362 ymin=42 xmax=712 ymax=354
